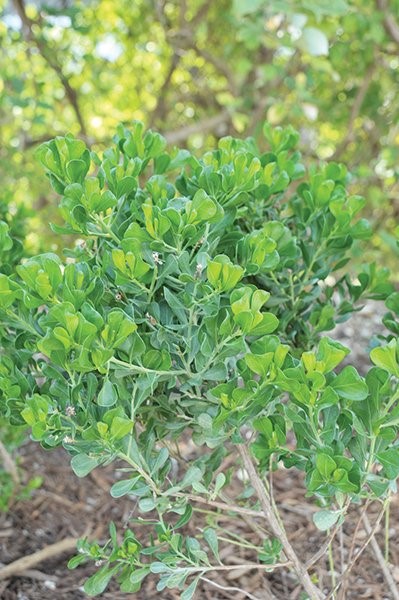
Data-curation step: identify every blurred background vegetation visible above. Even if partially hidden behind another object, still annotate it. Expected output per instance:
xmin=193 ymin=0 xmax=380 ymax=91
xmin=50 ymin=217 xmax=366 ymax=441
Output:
xmin=1 ymin=0 xmax=399 ymax=268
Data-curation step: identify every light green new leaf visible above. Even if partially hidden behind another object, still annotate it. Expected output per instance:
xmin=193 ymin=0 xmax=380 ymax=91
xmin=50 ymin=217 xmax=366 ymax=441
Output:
xmin=370 ymin=340 xmax=399 ymax=377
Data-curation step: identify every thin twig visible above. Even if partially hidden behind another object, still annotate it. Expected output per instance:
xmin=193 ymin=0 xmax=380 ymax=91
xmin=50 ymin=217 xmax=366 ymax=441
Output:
xmin=238 ymin=444 xmax=324 ymax=600
xmin=194 ymin=562 xmax=290 ymax=574
xmin=182 ymin=492 xmax=264 ymax=518
xmin=362 ymin=512 xmax=399 ymax=600
xmin=306 ymin=500 xmax=350 ymax=570
xmin=325 ymin=504 xmax=387 ymax=600
xmin=306 ymin=521 xmax=342 ymax=570
xmin=339 ymin=500 xmax=370 ymax=599
xmin=201 ymin=575 xmax=266 ymax=600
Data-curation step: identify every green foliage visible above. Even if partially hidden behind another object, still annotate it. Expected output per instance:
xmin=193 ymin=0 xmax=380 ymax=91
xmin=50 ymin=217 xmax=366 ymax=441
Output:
xmin=1 ymin=122 xmax=398 ymax=597
xmin=2 ymin=0 xmax=399 ymax=269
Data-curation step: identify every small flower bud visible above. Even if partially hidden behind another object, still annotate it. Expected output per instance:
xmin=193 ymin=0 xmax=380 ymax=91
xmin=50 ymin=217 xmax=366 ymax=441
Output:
xmin=65 ymin=406 xmax=76 ymax=417
xmin=146 ymin=312 xmax=157 ymax=326
xmin=152 ymin=251 xmax=163 ymax=265
xmin=63 ymin=435 xmax=75 ymax=444
xmin=195 ymin=263 xmax=203 ymax=277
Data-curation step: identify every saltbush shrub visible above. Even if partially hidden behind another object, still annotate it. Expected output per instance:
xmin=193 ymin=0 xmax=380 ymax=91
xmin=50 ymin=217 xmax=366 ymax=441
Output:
xmin=1 ymin=122 xmax=398 ymax=599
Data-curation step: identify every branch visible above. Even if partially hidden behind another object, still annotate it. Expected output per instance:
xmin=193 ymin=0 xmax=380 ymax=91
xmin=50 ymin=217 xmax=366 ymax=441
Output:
xmin=331 ymin=63 xmax=376 ymax=159
xmin=376 ymin=0 xmax=399 ymax=45
xmin=150 ymin=0 xmax=188 ymax=126
xmin=150 ymin=51 xmax=182 ymax=127
xmin=164 ymin=110 xmax=231 ymax=144
xmin=12 ymin=0 xmax=87 ymax=137
xmin=190 ymin=0 xmax=213 ymax=28
xmin=193 ymin=45 xmax=238 ymax=95
xmin=238 ymin=444 xmax=324 ymax=600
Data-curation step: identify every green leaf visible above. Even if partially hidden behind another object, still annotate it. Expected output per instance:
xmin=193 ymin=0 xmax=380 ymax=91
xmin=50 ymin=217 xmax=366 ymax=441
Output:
xmin=150 ymin=562 xmax=171 ymax=574
xmin=71 ymin=454 xmax=99 ymax=478
xmin=66 ymin=159 xmax=89 ymax=183
xmin=250 ymin=313 xmax=279 ymax=335
xmin=97 ymin=379 xmax=117 ymax=407
xmin=181 ymin=466 xmax=203 ymax=488
xmin=317 ymin=337 xmax=350 ymax=372
xmin=68 ymin=553 xmax=86 ymax=569
xmin=313 ymin=510 xmax=340 ymax=531
xmin=175 ymin=504 xmax=193 ymax=528
xmin=110 ymin=416 xmax=134 ymax=439
xmin=181 ymin=577 xmax=200 ymax=600
xmin=139 ymin=497 xmax=156 ymax=512
xmin=316 ymin=453 xmax=336 ymax=478
xmin=245 ymin=352 xmax=274 ymax=376
xmin=299 ymin=27 xmax=329 ymax=56
xmin=110 ymin=478 xmax=135 ymax=498
xmin=377 ymin=449 xmax=399 ymax=480
xmin=84 ymin=565 xmax=119 ymax=596
xmin=203 ymin=528 xmax=220 ymax=562
xmin=370 ymin=340 xmax=399 ymax=377
xmin=130 ymin=567 xmax=150 ymax=585
xmin=330 ymin=366 xmax=368 ymax=401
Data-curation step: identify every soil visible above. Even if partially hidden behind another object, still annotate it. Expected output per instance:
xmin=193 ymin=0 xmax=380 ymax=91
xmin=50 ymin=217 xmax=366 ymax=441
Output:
xmin=1 ymin=301 xmax=398 ymax=600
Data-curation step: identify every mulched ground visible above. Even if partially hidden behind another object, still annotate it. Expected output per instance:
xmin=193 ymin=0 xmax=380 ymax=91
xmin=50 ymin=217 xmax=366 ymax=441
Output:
xmin=1 ymin=442 xmax=398 ymax=600
xmin=1 ymin=300 xmax=397 ymax=600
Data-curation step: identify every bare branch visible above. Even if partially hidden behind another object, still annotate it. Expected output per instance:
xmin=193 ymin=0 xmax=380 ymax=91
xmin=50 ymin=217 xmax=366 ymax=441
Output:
xmin=201 ymin=576 xmax=269 ymax=600
xmin=193 ymin=45 xmax=238 ymax=95
xmin=191 ymin=0 xmax=213 ymax=28
xmin=150 ymin=51 xmax=182 ymax=127
xmin=238 ymin=444 xmax=324 ymax=600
